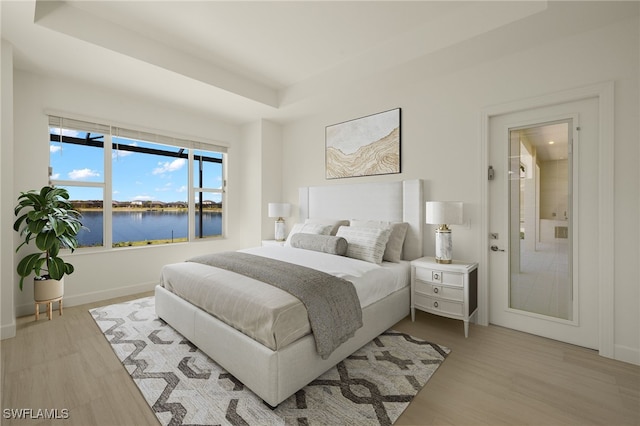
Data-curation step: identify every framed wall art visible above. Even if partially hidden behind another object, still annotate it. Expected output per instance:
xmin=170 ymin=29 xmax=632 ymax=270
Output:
xmin=325 ymin=108 xmax=401 ymax=179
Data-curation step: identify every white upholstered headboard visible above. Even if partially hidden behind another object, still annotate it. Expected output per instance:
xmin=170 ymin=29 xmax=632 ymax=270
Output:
xmin=298 ymin=179 xmax=423 ymax=260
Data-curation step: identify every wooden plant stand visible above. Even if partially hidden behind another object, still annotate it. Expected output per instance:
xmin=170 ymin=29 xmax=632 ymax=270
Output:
xmin=35 ymin=297 xmax=63 ymax=320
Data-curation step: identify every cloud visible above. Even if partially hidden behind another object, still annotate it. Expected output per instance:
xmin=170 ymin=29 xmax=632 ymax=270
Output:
xmin=113 ymin=150 xmax=134 ymax=159
xmin=68 ymin=168 xmax=100 ymax=180
xmin=50 ymin=173 xmax=60 ymax=180
xmin=155 ymin=183 xmax=173 ymax=192
xmin=176 ymin=186 xmax=187 ymax=193
xmin=152 ymin=158 xmax=186 ymax=175
xmin=113 ymin=142 xmax=136 ymax=159
xmin=50 ymin=128 xmax=84 ymax=138
xmin=50 ymin=144 xmax=62 ymax=154
xmin=132 ymin=195 xmax=154 ymax=201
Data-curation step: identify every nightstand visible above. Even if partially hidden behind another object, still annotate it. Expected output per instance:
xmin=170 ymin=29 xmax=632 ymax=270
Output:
xmin=261 ymin=240 xmax=285 ymax=247
xmin=410 ymin=256 xmax=478 ymax=337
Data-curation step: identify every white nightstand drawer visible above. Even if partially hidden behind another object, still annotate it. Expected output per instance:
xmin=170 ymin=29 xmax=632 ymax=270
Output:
xmin=415 ymin=280 xmax=464 ymax=301
xmin=411 ymin=257 xmax=478 ymax=338
xmin=415 ymin=268 xmax=463 ymax=287
xmin=415 ymin=294 xmax=464 ymax=317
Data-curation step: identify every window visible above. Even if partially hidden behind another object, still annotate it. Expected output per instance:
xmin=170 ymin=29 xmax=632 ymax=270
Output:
xmin=112 ymin=137 xmax=189 ymax=247
xmin=49 ymin=116 xmax=226 ymax=249
xmin=193 ymin=149 xmax=224 ymax=239
xmin=49 ymin=118 xmax=107 ymax=248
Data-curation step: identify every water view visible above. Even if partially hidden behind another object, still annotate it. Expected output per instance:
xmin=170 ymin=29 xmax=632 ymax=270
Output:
xmin=77 ymin=210 xmax=222 ymax=247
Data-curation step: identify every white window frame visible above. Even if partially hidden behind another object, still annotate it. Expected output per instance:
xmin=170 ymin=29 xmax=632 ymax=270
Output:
xmin=48 ymin=114 xmax=227 ymax=249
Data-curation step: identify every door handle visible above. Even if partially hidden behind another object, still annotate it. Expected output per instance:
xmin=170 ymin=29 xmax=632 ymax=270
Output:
xmin=491 ymin=245 xmax=505 ymax=252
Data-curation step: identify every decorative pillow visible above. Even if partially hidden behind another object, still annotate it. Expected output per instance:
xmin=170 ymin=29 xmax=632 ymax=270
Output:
xmin=336 ymin=226 xmax=391 ymax=264
xmin=304 ymin=218 xmax=350 ymax=236
xmin=290 ymin=233 xmax=348 ymax=256
xmin=284 ymin=223 xmax=332 ymax=247
xmin=350 ymin=220 xmax=409 ymax=263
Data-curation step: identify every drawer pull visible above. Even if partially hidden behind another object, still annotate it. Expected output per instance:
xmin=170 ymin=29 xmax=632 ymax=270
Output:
xmin=433 ymin=273 xmax=440 ymax=280
xmin=434 ymin=301 xmax=439 ymax=308
xmin=433 ymin=287 xmax=439 ymax=294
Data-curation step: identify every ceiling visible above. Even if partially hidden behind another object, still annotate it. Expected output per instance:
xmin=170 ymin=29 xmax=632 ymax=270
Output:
xmin=516 ymin=123 xmax=569 ymax=162
xmin=1 ymin=1 xmax=637 ymax=125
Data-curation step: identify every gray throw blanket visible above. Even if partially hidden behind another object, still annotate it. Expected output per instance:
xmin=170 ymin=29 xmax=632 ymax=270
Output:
xmin=188 ymin=251 xmax=363 ymax=359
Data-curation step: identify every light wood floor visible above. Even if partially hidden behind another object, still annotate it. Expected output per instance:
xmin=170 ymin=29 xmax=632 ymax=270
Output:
xmin=1 ymin=292 xmax=638 ymax=425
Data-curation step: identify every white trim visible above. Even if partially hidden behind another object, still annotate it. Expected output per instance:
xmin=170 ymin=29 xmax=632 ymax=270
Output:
xmin=14 ymin=281 xmax=157 ymax=318
xmin=479 ymin=81 xmax=615 ymax=359
xmin=104 ymin=132 xmax=113 ymax=249
xmin=479 ymin=111 xmax=490 ymax=327
xmin=615 ymin=344 xmax=640 ymax=366
xmin=1 ymin=322 xmax=16 ymax=340
xmin=188 ymin=150 xmax=195 ymax=240
xmin=597 ymin=82 xmax=615 ymax=359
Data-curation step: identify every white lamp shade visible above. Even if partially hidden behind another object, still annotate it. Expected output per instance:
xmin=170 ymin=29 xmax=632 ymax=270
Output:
xmin=426 ymin=201 xmax=463 ymax=225
xmin=268 ymin=203 xmax=291 ymax=218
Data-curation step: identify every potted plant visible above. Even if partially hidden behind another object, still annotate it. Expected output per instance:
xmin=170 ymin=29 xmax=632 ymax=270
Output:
xmin=13 ymin=186 xmax=83 ymax=301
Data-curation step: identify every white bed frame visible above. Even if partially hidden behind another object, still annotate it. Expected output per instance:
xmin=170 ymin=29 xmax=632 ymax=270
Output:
xmin=155 ymin=179 xmax=423 ymax=406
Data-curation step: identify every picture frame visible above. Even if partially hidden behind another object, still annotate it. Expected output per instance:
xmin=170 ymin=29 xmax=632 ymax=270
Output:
xmin=325 ymin=108 xmax=401 ymax=179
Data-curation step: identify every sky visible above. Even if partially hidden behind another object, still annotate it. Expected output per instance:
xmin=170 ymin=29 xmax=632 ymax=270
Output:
xmin=50 ymin=129 xmax=223 ymax=203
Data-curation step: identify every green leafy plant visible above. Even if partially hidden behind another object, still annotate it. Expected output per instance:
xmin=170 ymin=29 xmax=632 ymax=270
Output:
xmin=13 ymin=186 xmax=83 ymax=291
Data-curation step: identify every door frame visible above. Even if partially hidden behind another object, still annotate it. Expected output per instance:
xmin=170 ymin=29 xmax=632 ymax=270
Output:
xmin=479 ymin=81 xmax=614 ymax=358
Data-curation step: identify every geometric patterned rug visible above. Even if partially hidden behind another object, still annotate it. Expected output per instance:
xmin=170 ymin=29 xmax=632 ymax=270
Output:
xmin=90 ymin=297 xmax=449 ymax=426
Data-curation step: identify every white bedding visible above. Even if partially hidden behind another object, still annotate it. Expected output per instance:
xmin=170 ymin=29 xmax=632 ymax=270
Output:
xmin=159 ymin=246 xmax=409 ymax=351
xmin=240 ymin=246 xmax=410 ymax=308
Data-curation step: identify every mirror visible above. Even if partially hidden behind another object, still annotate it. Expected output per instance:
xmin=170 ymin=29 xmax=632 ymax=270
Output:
xmin=508 ymin=121 xmax=573 ymax=320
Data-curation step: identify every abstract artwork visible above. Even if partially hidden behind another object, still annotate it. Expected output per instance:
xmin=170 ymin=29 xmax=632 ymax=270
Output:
xmin=326 ymin=108 xmax=401 ymax=179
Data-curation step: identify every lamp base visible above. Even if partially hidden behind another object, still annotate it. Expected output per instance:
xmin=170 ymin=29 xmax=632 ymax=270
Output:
xmin=274 ymin=219 xmax=286 ymax=242
xmin=434 ymin=228 xmax=453 ymax=264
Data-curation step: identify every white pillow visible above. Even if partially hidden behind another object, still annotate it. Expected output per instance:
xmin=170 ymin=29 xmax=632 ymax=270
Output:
xmin=284 ymin=223 xmax=332 ymax=246
xmin=336 ymin=226 xmax=391 ymax=264
xmin=350 ymin=220 xmax=409 ymax=263
xmin=304 ymin=218 xmax=350 ymax=236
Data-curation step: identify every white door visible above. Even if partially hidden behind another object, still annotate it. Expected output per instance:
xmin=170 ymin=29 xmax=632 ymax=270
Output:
xmin=488 ymin=97 xmax=599 ymax=350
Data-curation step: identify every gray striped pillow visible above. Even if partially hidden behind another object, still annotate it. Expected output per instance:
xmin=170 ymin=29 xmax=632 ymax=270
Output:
xmin=336 ymin=226 xmax=391 ymax=264
xmin=290 ymin=233 xmax=348 ymax=256
xmin=284 ymin=223 xmax=332 ymax=247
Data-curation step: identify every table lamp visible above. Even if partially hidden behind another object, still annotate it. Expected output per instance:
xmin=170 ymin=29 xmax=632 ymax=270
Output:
xmin=426 ymin=201 xmax=463 ymax=263
xmin=268 ymin=203 xmax=291 ymax=241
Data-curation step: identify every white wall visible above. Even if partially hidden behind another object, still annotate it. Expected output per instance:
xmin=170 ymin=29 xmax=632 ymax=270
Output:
xmin=236 ymin=119 xmax=285 ymax=248
xmin=281 ymin=15 xmax=640 ymax=364
xmin=236 ymin=121 xmax=263 ymax=247
xmin=7 ymin=70 xmax=251 ymax=319
xmin=260 ymin=120 xmax=285 ymax=241
xmin=539 ymin=159 xmax=569 ymax=221
xmin=1 ymin=40 xmax=16 ymax=339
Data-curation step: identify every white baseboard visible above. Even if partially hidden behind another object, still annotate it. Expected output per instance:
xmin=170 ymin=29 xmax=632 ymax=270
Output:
xmin=1 ymin=321 xmax=16 ymax=340
xmin=614 ymin=344 xmax=640 ymax=366
xmin=14 ymin=281 xmax=157 ymax=318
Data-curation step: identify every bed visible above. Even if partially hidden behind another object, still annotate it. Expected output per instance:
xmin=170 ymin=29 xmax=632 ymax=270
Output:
xmin=155 ymin=179 xmax=423 ymax=407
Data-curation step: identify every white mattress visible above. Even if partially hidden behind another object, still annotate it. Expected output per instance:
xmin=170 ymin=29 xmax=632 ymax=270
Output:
xmin=159 ymin=246 xmax=409 ymax=351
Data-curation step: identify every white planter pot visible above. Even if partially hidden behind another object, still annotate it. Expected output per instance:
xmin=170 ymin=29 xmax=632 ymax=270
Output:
xmin=34 ymin=277 xmax=64 ymax=302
